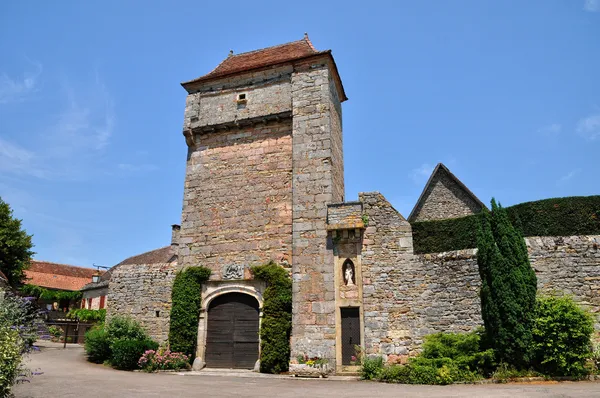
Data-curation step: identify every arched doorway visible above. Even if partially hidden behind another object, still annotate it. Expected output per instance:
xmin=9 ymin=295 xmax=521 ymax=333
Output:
xmin=204 ymin=292 xmax=260 ymax=369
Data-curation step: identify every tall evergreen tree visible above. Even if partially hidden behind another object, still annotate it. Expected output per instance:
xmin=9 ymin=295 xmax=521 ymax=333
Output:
xmin=477 ymin=198 xmax=537 ymax=368
xmin=0 ymin=197 xmax=34 ymax=287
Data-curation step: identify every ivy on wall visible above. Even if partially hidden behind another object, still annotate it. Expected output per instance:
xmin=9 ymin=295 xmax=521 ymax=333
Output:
xmin=250 ymin=262 xmax=292 ymax=374
xmin=168 ymin=266 xmax=211 ymax=361
xmin=20 ymin=284 xmax=83 ymax=301
xmin=412 ymin=196 xmax=600 ymax=254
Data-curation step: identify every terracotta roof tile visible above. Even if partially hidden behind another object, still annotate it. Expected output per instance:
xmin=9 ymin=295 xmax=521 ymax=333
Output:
xmin=182 ymin=35 xmax=322 ymax=87
xmin=24 ymin=261 xmax=100 ymax=291
xmin=115 ymin=246 xmax=176 ymax=266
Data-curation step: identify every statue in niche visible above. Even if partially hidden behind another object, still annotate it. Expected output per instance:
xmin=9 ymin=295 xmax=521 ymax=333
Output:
xmin=343 ymin=259 xmax=355 ymax=286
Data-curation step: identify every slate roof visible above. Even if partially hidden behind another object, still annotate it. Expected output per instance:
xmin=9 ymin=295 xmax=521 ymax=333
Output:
xmin=24 ymin=261 xmax=99 ymax=291
xmin=181 ymin=35 xmax=347 ymax=101
xmin=408 ymin=163 xmax=487 ymax=222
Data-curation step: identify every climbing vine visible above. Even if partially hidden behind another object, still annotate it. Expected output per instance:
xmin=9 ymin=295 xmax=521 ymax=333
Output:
xmin=250 ymin=262 xmax=292 ymax=374
xmin=168 ymin=266 xmax=211 ymax=361
xmin=20 ymin=284 xmax=82 ymax=301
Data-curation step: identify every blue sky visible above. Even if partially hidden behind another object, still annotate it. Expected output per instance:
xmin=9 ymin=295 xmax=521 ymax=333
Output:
xmin=0 ymin=1 xmax=598 ymax=267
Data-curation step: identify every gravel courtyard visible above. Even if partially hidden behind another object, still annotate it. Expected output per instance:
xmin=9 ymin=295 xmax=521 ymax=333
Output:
xmin=13 ymin=345 xmax=600 ymax=398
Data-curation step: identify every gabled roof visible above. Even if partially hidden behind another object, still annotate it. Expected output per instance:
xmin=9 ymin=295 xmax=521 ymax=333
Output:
xmin=115 ymin=246 xmax=176 ymax=266
xmin=24 ymin=261 xmax=99 ymax=291
xmin=408 ymin=163 xmax=487 ymax=222
xmin=181 ymin=34 xmax=347 ymax=101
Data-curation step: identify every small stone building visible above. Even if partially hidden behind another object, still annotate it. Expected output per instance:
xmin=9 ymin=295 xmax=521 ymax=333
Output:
xmin=107 ymin=36 xmax=600 ymax=374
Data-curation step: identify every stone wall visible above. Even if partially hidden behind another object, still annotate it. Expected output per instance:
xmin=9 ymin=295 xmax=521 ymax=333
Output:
xmin=359 ymin=191 xmax=600 ymax=363
xmin=106 ymin=262 xmax=177 ymax=343
xmin=183 ymin=66 xmax=293 ymax=130
xmin=179 ymin=121 xmax=293 ymax=279
xmin=290 ymin=56 xmax=344 ymax=364
xmin=410 ymin=167 xmax=483 ymax=222
xmin=529 ymin=235 xmax=600 ymax=326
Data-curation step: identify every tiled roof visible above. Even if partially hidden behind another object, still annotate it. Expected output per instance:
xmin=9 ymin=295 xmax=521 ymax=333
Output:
xmin=24 ymin=261 xmax=100 ymax=291
xmin=115 ymin=246 xmax=176 ymax=266
xmin=182 ymin=35 xmax=324 ymax=87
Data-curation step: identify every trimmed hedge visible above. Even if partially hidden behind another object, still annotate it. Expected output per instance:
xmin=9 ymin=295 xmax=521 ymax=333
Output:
xmin=251 ymin=263 xmax=292 ymax=374
xmin=412 ymin=196 xmax=600 ymax=253
xmin=168 ymin=266 xmax=211 ymax=361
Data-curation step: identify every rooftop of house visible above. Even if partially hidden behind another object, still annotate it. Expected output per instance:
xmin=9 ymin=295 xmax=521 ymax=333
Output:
xmin=181 ymin=34 xmax=347 ymax=101
xmin=24 ymin=260 xmax=101 ymax=291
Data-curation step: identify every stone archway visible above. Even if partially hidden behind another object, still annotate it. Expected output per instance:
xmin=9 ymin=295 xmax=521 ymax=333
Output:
xmin=193 ymin=281 xmax=265 ymax=370
xmin=204 ymin=293 xmax=260 ymax=369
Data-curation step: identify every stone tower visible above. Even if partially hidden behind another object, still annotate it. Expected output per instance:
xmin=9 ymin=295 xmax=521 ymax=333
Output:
xmin=178 ymin=35 xmax=347 ymax=368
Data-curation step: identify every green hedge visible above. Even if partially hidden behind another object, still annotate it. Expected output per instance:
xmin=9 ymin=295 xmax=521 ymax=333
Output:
xmin=251 ymin=263 xmax=292 ymax=374
xmin=412 ymin=196 xmax=600 ymax=253
xmin=67 ymin=308 xmax=106 ymax=323
xmin=168 ymin=266 xmax=211 ymax=361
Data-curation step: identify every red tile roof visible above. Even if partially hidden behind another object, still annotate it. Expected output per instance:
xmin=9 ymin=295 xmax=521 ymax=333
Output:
xmin=181 ymin=35 xmax=346 ymax=96
xmin=24 ymin=261 xmax=100 ymax=291
xmin=115 ymin=246 xmax=176 ymax=266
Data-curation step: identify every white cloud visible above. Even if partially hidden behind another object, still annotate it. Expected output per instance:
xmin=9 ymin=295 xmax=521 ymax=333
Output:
xmin=0 ymin=61 xmax=42 ymax=104
xmin=576 ymin=113 xmax=600 ymax=141
xmin=537 ymin=123 xmax=561 ymax=137
xmin=584 ymin=0 xmax=600 ymax=12
xmin=0 ymin=74 xmax=117 ymax=180
xmin=410 ymin=163 xmax=434 ymax=184
xmin=557 ymin=168 xmax=581 ymax=185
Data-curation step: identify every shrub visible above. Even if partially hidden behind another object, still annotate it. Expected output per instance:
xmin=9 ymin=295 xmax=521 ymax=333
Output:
xmin=420 ymin=330 xmax=495 ymax=376
xmin=531 ymin=296 xmax=594 ymax=377
xmin=0 ymin=325 xmax=23 ymax=398
xmin=110 ymin=338 xmax=158 ymax=370
xmin=412 ymin=214 xmax=480 ymax=253
xmin=251 ymin=263 xmax=292 ymax=374
xmin=48 ymin=325 xmax=63 ymax=341
xmin=84 ymin=326 xmax=111 ymax=364
xmin=106 ymin=315 xmax=149 ymax=342
xmin=168 ymin=266 xmax=211 ymax=361
xmin=361 ymin=356 xmax=384 ymax=380
xmin=138 ymin=345 xmax=190 ymax=372
xmin=477 ymin=199 xmax=537 ymax=368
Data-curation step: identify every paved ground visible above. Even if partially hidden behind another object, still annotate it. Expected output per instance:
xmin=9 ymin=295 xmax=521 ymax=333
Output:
xmin=13 ymin=345 xmax=600 ymax=398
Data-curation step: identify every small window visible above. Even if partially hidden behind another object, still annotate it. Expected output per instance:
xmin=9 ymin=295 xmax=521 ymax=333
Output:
xmin=238 ymin=93 xmax=246 ymax=100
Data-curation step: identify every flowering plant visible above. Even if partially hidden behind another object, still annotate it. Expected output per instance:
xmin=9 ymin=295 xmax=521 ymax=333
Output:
xmin=297 ymin=354 xmax=328 ymax=367
xmin=138 ymin=344 xmax=190 ymax=372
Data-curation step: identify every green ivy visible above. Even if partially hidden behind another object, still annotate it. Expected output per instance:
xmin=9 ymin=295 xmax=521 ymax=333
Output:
xmin=20 ymin=284 xmax=82 ymax=301
xmin=67 ymin=308 xmax=106 ymax=322
xmin=250 ymin=262 xmax=292 ymax=374
xmin=168 ymin=266 xmax=211 ymax=362
xmin=412 ymin=195 xmax=600 ymax=254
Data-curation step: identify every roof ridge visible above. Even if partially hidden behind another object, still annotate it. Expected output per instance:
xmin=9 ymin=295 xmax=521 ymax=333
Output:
xmin=229 ymin=36 xmax=316 ymax=58
xmin=30 ymin=260 xmax=94 ymax=271
xmin=116 ymin=245 xmax=172 ymax=265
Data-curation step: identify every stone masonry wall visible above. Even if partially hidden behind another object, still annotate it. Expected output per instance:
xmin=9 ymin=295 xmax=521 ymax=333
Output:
xmin=107 ymin=262 xmax=177 ymax=343
xmin=411 ymin=168 xmax=483 ymax=222
xmin=360 ymin=191 xmax=600 ymax=363
xmin=179 ymin=121 xmax=293 ymax=278
xmin=290 ymin=57 xmax=344 ymax=364
xmin=183 ymin=66 xmax=293 ymax=130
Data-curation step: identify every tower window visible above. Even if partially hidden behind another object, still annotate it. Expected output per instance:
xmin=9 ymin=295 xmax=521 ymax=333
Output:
xmin=238 ymin=93 xmax=246 ymax=100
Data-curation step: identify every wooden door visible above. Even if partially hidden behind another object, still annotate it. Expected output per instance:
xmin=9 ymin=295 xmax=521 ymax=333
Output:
xmin=341 ymin=307 xmax=361 ymax=365
xmin=205 ymin=293 xmax=259 ymax=369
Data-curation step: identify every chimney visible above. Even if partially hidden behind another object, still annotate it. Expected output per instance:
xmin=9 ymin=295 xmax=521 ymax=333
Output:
xmin=171 ymin=224 xmax=181 ymax=248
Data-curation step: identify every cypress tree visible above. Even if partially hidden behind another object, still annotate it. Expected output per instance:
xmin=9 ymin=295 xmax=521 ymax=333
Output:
xmin=477 ymin=199 xmax=537 ymax=368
